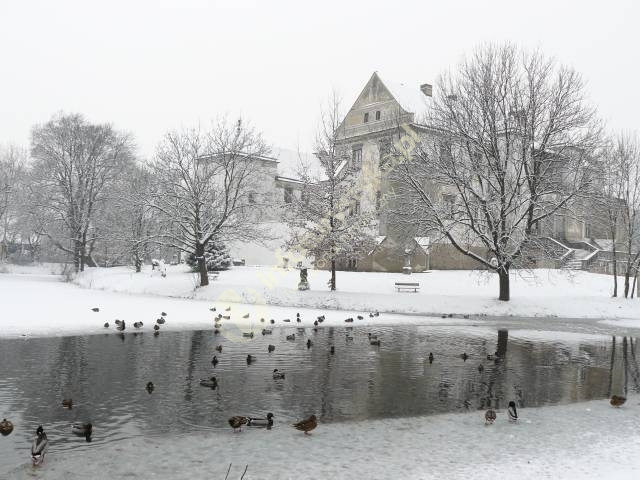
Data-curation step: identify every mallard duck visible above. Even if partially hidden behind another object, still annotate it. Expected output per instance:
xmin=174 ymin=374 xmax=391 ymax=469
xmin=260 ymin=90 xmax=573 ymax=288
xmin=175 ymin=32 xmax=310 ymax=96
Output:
xmin=260 ymin=318 xmax=265 ymax=323
xmin=485 ymin=409 xmax=497 ymax=425
xmin=242 ymin=332 xmax=254 ymax=338
xmin=146 ymin=382 xmax=154 ymax=394
xmin=153 ymin=324 xmax=160 ymax=331
xmin=214 ymin=328 xmax=220 ymax=335
xmin=116 ymin=320 xmax=126 ymax=332
xmin=246 ymin=354 xmax=255 ymax=364
xmin=72 ymin=422 xmax=92 ymax=441
xmin=610 ymin=395 xmax=627 ymax=407
xmin=317 ymin=315 xmax=325 ymax=323
xmin=370 ymin=339 xmax=381 ymax=346
xmin=228 ymin=416 xmax=248 ymax=432
xmin=161 ymin=312 xmax=167 ymax=317
xmin=91 ymin=307 xmax=99 ymax=312
xmin=508 ymin=401 xmax=518 ymax=422
xmin=296 ymin=312 xmax=300 ymax=318
xmin=62 ymin=398 xmax=73 ymax=409
xmin=283 ymin=318 xmax=291 ymax=323
xmin=209 ymin=307 xmax=216 ymax=312
xmin=156 ymin=318 xmax=165 ymax=325
xmin=428 ymin=352 xmax=434 ymax=364
xmin=313 ymin=320 xmax=318 ymax=327
xmin=357 ymin=315 xmax=363 ymax=320
xmin=293 ymin=414 xmax=317 ymax=435
xmin=215 ymin=345 xmax=223 ymax=353
xmin=268 ymin=345 xmax=275 ymax=353
xmin=243 ymin=313 xmax=250 ymax=319
xmin=0 ymin=418 xmax=13 ymax=436
xmin=306 ymin=339 xmax=312 ymax=348
xmin=262 ymin=328 xmax=273 ymax=335
xmin=270 ymin=319 xmax=275 ymax=324
xmin=345 ymin=318 xmax=354 ymax=323
xmin=103 ymin=322 xmax=109 ymax=328
xmin=222 ymin=315 xmax=230 ymax=320
xmin=115 ymin=319 xmax=123 ymax=326
xmin=273 ymin=368 xmax=285 ymax=379
xmin=461 ymin=352 xmax=469 ymax=362
xmin=225 ymin=306 xmax=231 ymax=311
xmin=247 ymin=413 xmax=274 ymax=428
xmin=296 ymin=317 xmax=301 ymax=323
xmin=154 ymin=330 xmax=160 ymax=337
xmin=286 ymin=334 xmax=295 ymax=341
xmin=214 ymin=323 xmax=222 ymax=329
xmin=374 ymin=311 xmax=380 ymax=317
xmin=31 ymin=426 xmax=48 ymax=465
xmin=133 ymin=322 xmax=142 ymax=329
xmin=211 ymin=355 xmax=219 ymax=366
xmin=369 ymin=312 xmax=374 ymax=318
xmin=199 ymin=376 xmax=218 ymax=388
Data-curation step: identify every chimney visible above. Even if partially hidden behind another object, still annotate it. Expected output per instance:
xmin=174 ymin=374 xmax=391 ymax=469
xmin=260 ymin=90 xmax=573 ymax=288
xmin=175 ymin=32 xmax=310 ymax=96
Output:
xmin=420 ymin=83 xmax=432 ymax=97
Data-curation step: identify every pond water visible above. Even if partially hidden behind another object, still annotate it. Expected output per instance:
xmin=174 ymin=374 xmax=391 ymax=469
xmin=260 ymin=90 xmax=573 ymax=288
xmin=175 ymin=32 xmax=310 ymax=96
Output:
xmin=1 ymin=324 xmax=638 ymax=473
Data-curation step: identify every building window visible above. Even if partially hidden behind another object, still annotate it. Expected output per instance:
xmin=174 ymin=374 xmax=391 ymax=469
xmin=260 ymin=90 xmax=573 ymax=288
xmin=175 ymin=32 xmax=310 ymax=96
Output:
xmin=347 ymin=258 xmax=357 ymax=270
xmin=376 ymin=191 xmax=382 ymax=211
xmin=352 ymin=147 xmax=362 ymax=170
xmin=375 ymin=110 xmax=381 ymax=121
xmin=284 ymin=187 xmax=293 ymax=204
xmin=248 ymin=193 xmax=255 ymax=204
xmin=364 ymin=112 xmax=369 ymax=123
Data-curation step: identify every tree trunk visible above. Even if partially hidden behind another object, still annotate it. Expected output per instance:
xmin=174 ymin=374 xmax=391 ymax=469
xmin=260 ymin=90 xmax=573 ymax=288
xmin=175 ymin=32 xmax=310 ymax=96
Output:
xmin=330 ymin=259 xmax=336 ymax=291
xmin=196 ymin=243 xmax=208 ymax=287
xmin=624 ymin=270 xmax=630 ymax=298
xmin=612 ymin=232 xmax=618 ymax=297
xmin=498 ymin=267 xmax=510 ymax=301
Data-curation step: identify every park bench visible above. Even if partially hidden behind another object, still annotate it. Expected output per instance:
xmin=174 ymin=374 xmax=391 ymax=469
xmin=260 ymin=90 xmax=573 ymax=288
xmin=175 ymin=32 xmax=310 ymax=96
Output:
xmin=395 ymin=282 xmax=420 ymax=293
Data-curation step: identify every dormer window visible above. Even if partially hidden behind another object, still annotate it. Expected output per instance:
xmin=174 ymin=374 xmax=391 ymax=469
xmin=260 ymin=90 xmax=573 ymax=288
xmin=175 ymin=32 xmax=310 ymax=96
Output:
xmin=375 ymin=110 xmax=381 ymax=121
xmin=364 ymin=112 xmax=369 ymax=123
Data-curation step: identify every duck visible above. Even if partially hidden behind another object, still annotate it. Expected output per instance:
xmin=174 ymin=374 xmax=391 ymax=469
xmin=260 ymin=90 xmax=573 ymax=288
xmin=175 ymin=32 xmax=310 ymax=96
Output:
xmin=262 ymin=328 xmax=273 ymax=335
xmin=31 ymin=425 xmax=49 ymax=465
xmin=242 ymin=332 xmax=254 ymax=338
xmin=0 ymin=418 xmax=13 ymax=436
xmin=156 ymin=318 xmax=165 ymax=325
xmin=91 ymin=307 xmax=100 ymax=312
xmin=153 ymin=324 xmax=160 ymax=331
xmin=211 ymin=355 xmax=219 ymax=366
xmin=247 ymin=413 xmax=274 ymax=428
xmin=243 ymin=313 xmax=250 ymax=319
xmin=306 ymin=339 xmax=312 ymax=348
xmin=161 ymin=312 xmax=167 ymax=317
xmin=209 ymin=307 xmax=216 ymax=312
xmin=215 ymin=345 xmax=223 ymax=353
xmin=369 ymin=312 xmax=374 ymax=318
xmin=228 ymin=416 xmax=248 ymax=432
xmin=461 ymin=353 xmax=469 ymax=362
xmin=292 ymin=414 xmax=318 ymax=435
xmin=296 ymin=312 xmax=300 ymax=318
xmin=154 ymin=330 xmax=160 ymax=337
xmin=246 ymin=354 xmax=255 ymax=364
xmin=610 ymin=395 xmax=627 ymax=407
xmin=374 ymin=311 xmax=380 ymax=317
xmin=260 ymin=318 xmax=265 ymax=323
xmin=72 ymin=422 xmax=93 ymax=441
xmin=116 ymin=320 xmax=126 ymax=332
xmin=225 ymin=306 xmax=231 ymax=312
xmin=273 ymin=369 xmax=285 ymax=379
xmin=296 ymin=317 xmax=301 ymax=323
xmin=222 ymin=315 xmax=231 ymax=320
xmin=103 ymin=322 xmax=109 ymax=328
xmin=270 ymin=319 xmax=275 ymax=324
xmin=484 ymin=409 xmax=497 ymax=425
xmin=214 ymin=323 xmax=222 ymax=329
xmin=286 ymin=334 xmax=296 ymax=341
xmin=357 ymin=315 xmax=363 ymax=320
xmin=62 ymin=398 xmax=73 ymax=409
xmin=146 ymin=382 xmax=154 ymax=394
xmin=313 ymin=320 xmax=318 ymax=327
xmin=345 ymin=318 xmax=354 ymax=323
xmin=268 ymin=345 xmax=275 ymax=353
xmin=133 ymin=322 xmax=142 ymax=329
xmin=370 ymin=339 xmax=381 ymax=346
xmin=214 ymin=328 xmax=220 ymax=335
xmin=199 ymin=376 xmax=218 ymax=388
xmin=507 ymin=401 xmax=518 ymax=422
xmin=428 ymin=352 xmax=434 ymax=364
xmin=317 ymin=315 xmax=325 ymax=323
xmin=283 ymin=318 xmax=291 ymax=323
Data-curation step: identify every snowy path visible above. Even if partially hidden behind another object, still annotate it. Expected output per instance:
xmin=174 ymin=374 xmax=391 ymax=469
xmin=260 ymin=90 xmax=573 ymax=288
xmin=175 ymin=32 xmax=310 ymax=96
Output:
xmin=5 ymin=395 xmax=640 ymax=479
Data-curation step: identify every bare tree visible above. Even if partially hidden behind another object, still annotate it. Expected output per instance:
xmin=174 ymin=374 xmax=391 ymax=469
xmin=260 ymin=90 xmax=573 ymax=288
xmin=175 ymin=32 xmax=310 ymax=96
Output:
xmin=391 ymin=44 xmax=602 ymax=300
xmin=285 ymin=93 xmax=376 ymax=290
xmin=29 ymin=113 xmax=135 ymax=271
xmin=0 ymin=145 xmax=27 ymax=261
xmin=150 ymin=118 xmax=270 ymax=286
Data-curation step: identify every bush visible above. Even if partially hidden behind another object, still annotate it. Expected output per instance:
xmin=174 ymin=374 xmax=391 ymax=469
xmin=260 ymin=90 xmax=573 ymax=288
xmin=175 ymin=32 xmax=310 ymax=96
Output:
xmin=186 ymin=241 xmax=232 ymax=272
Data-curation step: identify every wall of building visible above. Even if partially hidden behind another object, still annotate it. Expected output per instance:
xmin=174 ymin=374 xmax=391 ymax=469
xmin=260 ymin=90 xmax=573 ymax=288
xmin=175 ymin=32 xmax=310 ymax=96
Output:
xmin=429 ymin=243 xmax=489 ymax=270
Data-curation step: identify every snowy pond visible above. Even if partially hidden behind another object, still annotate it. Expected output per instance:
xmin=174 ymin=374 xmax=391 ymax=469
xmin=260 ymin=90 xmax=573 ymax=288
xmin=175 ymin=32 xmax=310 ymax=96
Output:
xmin=1 ymin=325 xmax=638 ymax=472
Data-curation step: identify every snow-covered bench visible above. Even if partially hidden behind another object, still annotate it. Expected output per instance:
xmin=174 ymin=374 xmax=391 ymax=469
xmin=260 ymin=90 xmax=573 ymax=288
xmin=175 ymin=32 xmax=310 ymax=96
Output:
xmin=395 ymin=282 xmax=420 ymax=293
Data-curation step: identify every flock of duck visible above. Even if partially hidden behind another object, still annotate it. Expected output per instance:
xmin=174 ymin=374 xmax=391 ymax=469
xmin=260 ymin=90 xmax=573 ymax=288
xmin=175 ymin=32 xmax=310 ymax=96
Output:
xmin=0 ymin=305 xmax=631 ymax=467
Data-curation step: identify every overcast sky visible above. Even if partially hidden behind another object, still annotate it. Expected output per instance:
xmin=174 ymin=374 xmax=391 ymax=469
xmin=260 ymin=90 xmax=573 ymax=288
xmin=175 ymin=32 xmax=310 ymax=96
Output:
xmin=1 ymin=0 xmax=638 ymax=158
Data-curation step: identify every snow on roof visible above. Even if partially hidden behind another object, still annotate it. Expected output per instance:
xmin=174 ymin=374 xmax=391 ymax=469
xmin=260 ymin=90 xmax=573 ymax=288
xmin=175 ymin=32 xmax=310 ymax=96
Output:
xmin=414 ymin=237 xmax=430 ymax=251
xmin=376 ymin=73 xmax=431 ymax=119
xmin=368 ymin=235 xmax=387 ymax=255
xmin=272 ymin=147 xmax=325 ymax=181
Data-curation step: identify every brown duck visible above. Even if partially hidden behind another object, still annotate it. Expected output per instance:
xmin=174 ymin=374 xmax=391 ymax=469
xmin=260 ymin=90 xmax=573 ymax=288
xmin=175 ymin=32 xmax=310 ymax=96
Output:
xmin=0 ymin=418 xmax=13 ymax=436
xmin=610 ymin=395 xmax=626 ymax=407
xmin=62 ymin=398 xmax=73 ymax=409
xmin=484 ymin=409 xmax=496 ymax=425
xmin=228 ymin=416 xmax=249 ymax=432
xmin=293 ymin=414 xmax=317 ymax=434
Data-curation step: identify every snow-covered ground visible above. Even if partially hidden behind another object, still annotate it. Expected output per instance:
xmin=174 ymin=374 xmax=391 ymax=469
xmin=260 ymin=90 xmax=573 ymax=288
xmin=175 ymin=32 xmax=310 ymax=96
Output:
xmin=73 ymin=264 xmax=640 ymax=321
xmin=5 ymin=395 xmax=639 ymax=480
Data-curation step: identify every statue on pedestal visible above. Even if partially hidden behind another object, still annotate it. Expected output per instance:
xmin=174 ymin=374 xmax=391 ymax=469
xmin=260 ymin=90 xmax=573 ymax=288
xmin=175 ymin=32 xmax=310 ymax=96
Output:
xmin=298 ymin=268 xmax=309 ymax=290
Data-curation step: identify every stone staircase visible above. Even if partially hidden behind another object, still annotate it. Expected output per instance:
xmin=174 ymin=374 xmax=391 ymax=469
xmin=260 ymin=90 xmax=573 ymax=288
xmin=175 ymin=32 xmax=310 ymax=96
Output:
xmin=564 ymin=248 xmax=591 ymax=270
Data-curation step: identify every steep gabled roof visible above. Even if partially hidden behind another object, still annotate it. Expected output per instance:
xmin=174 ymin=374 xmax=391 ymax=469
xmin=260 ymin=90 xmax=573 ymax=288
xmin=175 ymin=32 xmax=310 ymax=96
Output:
xmin=375 ymin=73 xmax=431 ymax=118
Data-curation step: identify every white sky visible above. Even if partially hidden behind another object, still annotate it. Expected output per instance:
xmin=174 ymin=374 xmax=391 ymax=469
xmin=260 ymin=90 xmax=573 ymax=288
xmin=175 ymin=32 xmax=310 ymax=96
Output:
xmin=1 ymin=0 xmax=638 ymax=158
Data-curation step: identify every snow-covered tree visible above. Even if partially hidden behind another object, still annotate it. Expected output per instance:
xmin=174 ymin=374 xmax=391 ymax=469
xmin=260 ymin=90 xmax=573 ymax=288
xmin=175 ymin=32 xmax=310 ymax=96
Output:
xmin=391 ymin=44 xmax=603 ymax=301
xmin=29 ymin=113 xmax=135 ymax=271
xmin=186 ymin=239 xmax=232 ymax=271
xmin=285 ymin=94 xmax=376 ymax=290
xmin=150 ymin=118 xmax=270 ymax=286
xmin=0 ymin=145 xmax=27 ymax=261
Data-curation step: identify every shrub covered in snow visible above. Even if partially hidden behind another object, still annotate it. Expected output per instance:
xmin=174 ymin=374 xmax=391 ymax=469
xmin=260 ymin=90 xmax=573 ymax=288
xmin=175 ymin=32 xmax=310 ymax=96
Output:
xmin=186 ymin=241 xmax=232 ymax=272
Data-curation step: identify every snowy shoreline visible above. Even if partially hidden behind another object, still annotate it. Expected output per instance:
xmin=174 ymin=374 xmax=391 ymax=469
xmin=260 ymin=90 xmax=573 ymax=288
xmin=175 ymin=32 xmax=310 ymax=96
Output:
xmin=4 ymin=395 xmax=640 ymax=479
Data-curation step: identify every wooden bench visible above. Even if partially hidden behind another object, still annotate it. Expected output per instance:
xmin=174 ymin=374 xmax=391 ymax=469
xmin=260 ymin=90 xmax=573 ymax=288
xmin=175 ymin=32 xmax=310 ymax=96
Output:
xmin=395 ymin=282 xmax=420 ymax=293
